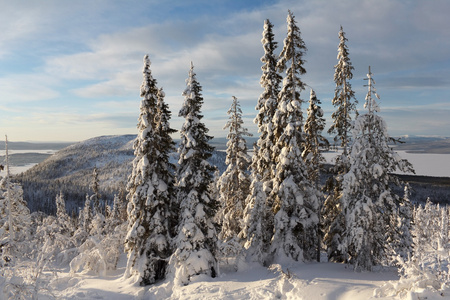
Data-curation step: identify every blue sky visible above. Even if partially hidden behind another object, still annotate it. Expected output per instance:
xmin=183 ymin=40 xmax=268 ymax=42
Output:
xmin=1 ymin=0 xmax=449 ymax=142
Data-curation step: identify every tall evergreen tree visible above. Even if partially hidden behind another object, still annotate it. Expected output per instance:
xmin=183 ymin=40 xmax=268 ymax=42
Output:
xmin=154 ymin=87 xmax=177 ymax=237
xmin=78 ymin=194 xmax=92 ymax=234
xmin=217 ymin=96 xmax=252 ymax=241
xmin=303 ymin=89 xmax=329 ymax=185
xmin=253 ymin=19 xmax=282 ymax=181
xmin=328 ymin=26 xmax=358 ymax=153
xmin=90 ymin=167 xmax=102 ymax=216
xmin=0 ymin=137 xmax=31 ymax=258
xmin=124 ymin=55 xmax=173 ymax=285
xmin=323 ymin=26 xmax=358 ymax=262
xmin=169 ymin=62 xmax=218 ymax=285
xmin=242 ymin=19 xmax=281 ymax=264
xmin=274 ymin=10 xmax=307 ymax=143
xmin=340 ymin=67 xmax=414 ymax=270
xmin=392 ymin=184 xmax=414 ymax=261
xmin=303 ymin=89 xmax=329 ymax=262
xmin=270 ymin=10 xmax=318 ymax=262
xmin=0 ymin=178 xmax=31 ymax=257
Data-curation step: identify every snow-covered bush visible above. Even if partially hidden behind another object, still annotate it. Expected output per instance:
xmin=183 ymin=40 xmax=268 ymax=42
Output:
xmin=70 ymin=222 xmax=127 ymax=276
xmin=377 ymin=201 xmax=450 ymax=298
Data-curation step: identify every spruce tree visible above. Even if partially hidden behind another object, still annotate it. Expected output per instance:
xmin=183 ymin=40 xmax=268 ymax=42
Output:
xmin=0 ymin=178 xmax=31 ymax=258
xmin=270 ymin=10 xmax=318 ymax=262
xmin=340 ymin=67 xmax=414 ymax=270
xmin=274 ymin=10 xmax=307 ymax=143
xmin=303 ymin=89 xmax=329 ymax=185
xmin=393 ymin=184 xmax=414 ymax=260
xmin=90 ymin=167 xmax=102 ymax=216
xmin=154 ymin=87 xmax=177 ymax=238
xmin=328 ymin=26 xmax=358 ymax=153
xmin=169 ymin=62 xmax=218 ymax=285
xmin=217 ymin=96 xmax=252 ymax=241
xmin=323 ymin=26 xmax=358 ymax=263
xmin=242 ymin=19 xmax=281 ymax=264
xmin=253 ymin=19 xmax=282 ymax=180
xmin=303 ymin=89 xmax=329 ymax=262
xmin=124 ymin=55 xmax=173 ymax=285
xmin=79 ymin=194 xmax=92 ymax=234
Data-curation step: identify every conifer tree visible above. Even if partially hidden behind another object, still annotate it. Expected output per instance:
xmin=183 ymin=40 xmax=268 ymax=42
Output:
xmin=0 ymin=178 xmax=31 ymax=257
xmin=270 ymin=10 xmax=318 ymax=262
xmin=242 ymin=19 xmax=281 ymax=264
xmin=55 ymin=191 xmax=74 ymax=235
xmin=241 ymin=173 xmax=271 ymax=264
xmin=323 ymin=26 xmax=358 ymax=262
xmin=393 ymin=184 xmax=414 ymax=260
xmin=274 ymin=10 xmax=307 ymax=143
xmin=124 ymin=55 xmax=173 ymax=285
xmin=303 ymin=89 xmax=329 ymax=185
xmin=328 ymin=26 xmax=358 ymax=153
xmin=253 ymin=19 xmax=282 ymax=180
xmin=154 ymin=87 xmax=177 ymax=237
xmin=217 ymin=96 xmax=252 ymax=241
xmin=79 ymin=194 xmax=92 ymax=234
xmin=90 ymin=167 xmax=101 ymax=216
xmin=340 ymin=67 xmax=414 ymax=270
xmin=303 ymin=89 xmax=329 ymax=261
xmin=56 ymin=191 xmax=67 ymax=221
xmin=169 ymin=62 xmax=218 ymax=285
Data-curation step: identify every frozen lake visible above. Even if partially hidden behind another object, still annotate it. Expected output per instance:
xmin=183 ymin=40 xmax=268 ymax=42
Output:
xmin=0 ymin=149 xmax=58 ymax=175
xmin=323 ymin=150 xmax=450 ymax=177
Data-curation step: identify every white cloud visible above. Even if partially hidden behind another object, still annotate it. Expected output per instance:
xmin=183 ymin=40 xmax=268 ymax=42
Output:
xmin=0 ymin=74 xmax=60 ymax=103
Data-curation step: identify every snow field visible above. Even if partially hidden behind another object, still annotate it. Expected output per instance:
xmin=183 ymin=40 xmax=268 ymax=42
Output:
xmin=43 ymin=256 xmax=403 ymax=300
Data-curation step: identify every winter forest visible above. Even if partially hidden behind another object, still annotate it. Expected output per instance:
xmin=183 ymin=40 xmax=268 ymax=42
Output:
xmin=1 ymin=10 xmax=449 ymax=299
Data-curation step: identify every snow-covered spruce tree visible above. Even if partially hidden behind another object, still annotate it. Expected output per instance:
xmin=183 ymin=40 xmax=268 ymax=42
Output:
xmin=323 ymin=26 xmax=358 ymax=263
xmin=328 ymin=26 xmax=358 ymax=153
xmin=340 ymin=67 xmax=414 ymax=270
xmin=169 ymin=62 xmax=218 ymax=285
xmin=90 ymin=167 xmax=102 ymax=216
xmin=241 ymin=19 xmax=281 ymax=264
xmin=274 ymin=10 xmax=307 ymax=143
xmin=253 ymin=19 xmax=282 ymax=181
xmin=392 ymin=184 xmax=414 ymax=260
xmin=217 ymin=96 xmax=252 ymax=242
xmin=55 ymin=191 xmax=74 ymax=235
xmin=302 ymin=89 xmax=329 ymax=262
xmin=124 ymin=55 xmax=174 ymax=285
xmin=34 ymin=192 xmax=77 ymax=265
xmin=154 ymin=87 xmax=177 ymax=238
xmin=0 ymin=177 xmax=31 ymax=259
xmin=77 ymin=194 xmax=92 ymax=238
xmin=303 ymin=89 xmax=329 ymax=185
xmin=269 ymin=10 xmax=319 ymax=263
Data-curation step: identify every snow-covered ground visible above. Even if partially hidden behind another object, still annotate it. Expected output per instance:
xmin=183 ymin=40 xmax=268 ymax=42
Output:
xmin=21 ymin=253 xmax=449 ymax=300
xmin=36 ymin=254 xmax=405 ymax=300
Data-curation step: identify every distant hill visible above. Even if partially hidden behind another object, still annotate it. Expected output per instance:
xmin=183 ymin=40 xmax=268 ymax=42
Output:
xmin=15 ymin=135 xmax=226 ymax=214
xmin=12 ymin=134 xmax=450 ymax=213
xmin=0 ymin=141 xmax=73 ymax=150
